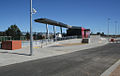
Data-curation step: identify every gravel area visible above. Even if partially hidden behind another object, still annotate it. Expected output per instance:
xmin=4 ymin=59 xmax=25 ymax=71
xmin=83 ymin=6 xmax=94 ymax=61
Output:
xmin=109 ymin=65 xmax=120 ymax=76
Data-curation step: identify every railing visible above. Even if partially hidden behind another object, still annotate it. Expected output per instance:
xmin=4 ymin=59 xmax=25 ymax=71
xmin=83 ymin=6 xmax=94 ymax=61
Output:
xmin=22 ymin=36 xmax=80 ymax=48
xmin=55 ymin=36 xmax=78 ymax=41
xmin=0 ymin=42 xmax=1 ymax=49
xmin=0 ymin=36 xmax=81 ymax=48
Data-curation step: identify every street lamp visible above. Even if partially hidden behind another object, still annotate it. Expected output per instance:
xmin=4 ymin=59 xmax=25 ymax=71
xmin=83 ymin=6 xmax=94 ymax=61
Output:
xmin=115 ymin=21 xmax=117 ymax=37
xmin=118 ymin=24 xmax=119 ymax=35
xmin=107 ymin=18 xmax=110 ymax=41
xmin=30 ymin=0 xmax=37 ymax=56
xmin=30 ymin=0 xmax=33 ymax=56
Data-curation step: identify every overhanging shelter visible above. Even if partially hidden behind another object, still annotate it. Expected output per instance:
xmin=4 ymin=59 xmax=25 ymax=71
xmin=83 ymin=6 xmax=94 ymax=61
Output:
xmin=34 ymin=18 xmax=72 ymax=39
xmin=34 ymin=18 xmax=72 ymax=28
xmin=34 ymin=18 xmax=90 ymax=39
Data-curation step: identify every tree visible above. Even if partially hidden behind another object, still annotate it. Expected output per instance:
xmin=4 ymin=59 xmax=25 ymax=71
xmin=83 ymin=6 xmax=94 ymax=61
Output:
xmin=37 ymin=33 xmax=43 ymax=39
xmin=0 ymin=31 xmax=7 ymax=36
xmin=97 ymin=32 xmax=101 ymax=35
xmin=33 ymin=32 xmax=37 ymax=40
xmin=101 ymin=32 xmax=105 ymax=36
xmin=25 ymin=32 xmax=30 ymax=40
xmin=5 ymin=25 xmax=22 ymax=40
xmin=90 ymin=32 xmax=94 ymax=35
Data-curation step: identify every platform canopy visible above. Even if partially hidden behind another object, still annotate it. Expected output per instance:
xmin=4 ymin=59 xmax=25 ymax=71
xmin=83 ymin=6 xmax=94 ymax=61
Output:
xmin=34 ymin=18 xmax=72 ymax=28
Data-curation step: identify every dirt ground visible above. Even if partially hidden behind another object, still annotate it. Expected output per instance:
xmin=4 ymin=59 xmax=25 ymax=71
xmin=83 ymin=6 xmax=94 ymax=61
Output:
xmin=109 ymin=64 xmax=120 ymax=76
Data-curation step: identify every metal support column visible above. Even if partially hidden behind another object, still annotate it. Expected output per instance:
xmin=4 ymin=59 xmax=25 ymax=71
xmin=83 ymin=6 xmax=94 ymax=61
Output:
xmin=53 ymin=26 xmax=56 ymax=41
xmin=60 ymin=27 xmax=63 ymax=37
xmin=46 ymin=24 xmax=49 ymax=40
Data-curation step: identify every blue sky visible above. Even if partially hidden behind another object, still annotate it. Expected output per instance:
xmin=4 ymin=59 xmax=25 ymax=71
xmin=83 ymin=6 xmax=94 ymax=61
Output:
xmin=0 ymin=0 xmax=120 ymax=34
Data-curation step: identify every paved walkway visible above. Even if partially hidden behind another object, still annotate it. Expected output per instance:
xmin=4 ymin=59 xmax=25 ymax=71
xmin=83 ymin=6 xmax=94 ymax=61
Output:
xmin=0 ymin=38 xmax=108 ymax=67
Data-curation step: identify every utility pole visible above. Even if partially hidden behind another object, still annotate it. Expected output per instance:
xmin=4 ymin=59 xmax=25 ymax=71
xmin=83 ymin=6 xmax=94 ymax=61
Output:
xmin=30 ymin=0 xmax=33 ymax=56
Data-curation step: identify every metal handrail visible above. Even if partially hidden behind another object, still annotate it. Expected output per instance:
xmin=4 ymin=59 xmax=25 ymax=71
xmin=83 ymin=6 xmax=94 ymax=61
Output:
xmin=21 ymin=36 xmax=80 ymax=48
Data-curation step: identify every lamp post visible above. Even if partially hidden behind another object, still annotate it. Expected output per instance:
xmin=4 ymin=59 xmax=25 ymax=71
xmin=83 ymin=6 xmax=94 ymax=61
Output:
xmin=118 ymin=24 xmax=119 ymax=35
xmin=107 ymin=18 xmax=110 ymax=41
xmin=115 ymin=21 xmax=117 ymax=38
xmin=30 ymin=0 xmax=33 ymax=56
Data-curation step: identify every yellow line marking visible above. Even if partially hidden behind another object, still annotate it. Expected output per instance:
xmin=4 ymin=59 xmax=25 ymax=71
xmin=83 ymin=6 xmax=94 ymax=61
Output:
xmin=33 ymin=46 xmax=40 ymax=48
xmin=56 ymin=43 xmax=87 ymax=46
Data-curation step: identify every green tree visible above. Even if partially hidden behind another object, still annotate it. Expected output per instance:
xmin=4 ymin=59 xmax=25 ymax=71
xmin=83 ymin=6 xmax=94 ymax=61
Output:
xmin=97 ymin=32 xmax=101 ymax=35
xmin=101 ymin=32 xmax=105 ymax=36
xmin=0 ymin=32 xmax=6 ymax=36
xmin=5 ymin=25 xmax=22 ymax=40
xmin=37 ymin=33 xmax=43 ymax=39
xmin=25 ymin=32 xmax=30 ymax=40
xmin=33 ymin=32 xmax=37 ymax=40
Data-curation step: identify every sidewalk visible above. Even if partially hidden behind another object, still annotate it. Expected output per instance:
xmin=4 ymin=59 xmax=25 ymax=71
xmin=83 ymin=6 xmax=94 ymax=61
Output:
xmin=0 ymin=38 xmax=108 ymax=67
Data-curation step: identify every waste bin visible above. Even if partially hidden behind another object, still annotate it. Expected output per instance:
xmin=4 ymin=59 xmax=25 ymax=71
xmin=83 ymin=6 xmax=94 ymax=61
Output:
xmin=110 ymin=39 xmax=115 ymax=42
xmin=82 ymin=38 xmax=89 ymax=43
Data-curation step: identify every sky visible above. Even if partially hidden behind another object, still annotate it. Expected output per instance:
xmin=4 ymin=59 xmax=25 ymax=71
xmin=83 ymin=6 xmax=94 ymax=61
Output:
xmin=0 ymin=0 xmax=120 ymax=34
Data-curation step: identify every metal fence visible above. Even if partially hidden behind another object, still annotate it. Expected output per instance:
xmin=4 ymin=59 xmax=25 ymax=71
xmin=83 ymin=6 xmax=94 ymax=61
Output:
xmin=0 ymin=36 xmax=12 ymax=42
xmin=0 ymin=36 xmax=26 ymax=42
xmin=0 ymin=36 xmax=81 ymax=49
xmin=22 ymin=36 xmax=80 ymax=48
xmin=0 ymin=42 xmax=1 ymax=49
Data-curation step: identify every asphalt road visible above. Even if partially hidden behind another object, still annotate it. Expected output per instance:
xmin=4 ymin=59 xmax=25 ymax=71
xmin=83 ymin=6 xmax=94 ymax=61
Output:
xmin=0 ymin=43 xmax=120 ymax=76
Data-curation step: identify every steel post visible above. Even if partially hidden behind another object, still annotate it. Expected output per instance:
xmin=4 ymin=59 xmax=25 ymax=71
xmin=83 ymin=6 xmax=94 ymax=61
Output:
xmin=60 ymin=27 xmax=62 ymax=37
xmin=30 ymin=0 xmax=33 ymax=56
xmin=53 ymin=26 xmax=56 ymax=41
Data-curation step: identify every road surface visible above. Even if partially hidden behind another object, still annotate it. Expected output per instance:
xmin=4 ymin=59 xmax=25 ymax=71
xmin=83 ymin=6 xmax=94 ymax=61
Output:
xmin=0 ymin=43 xmax=120 ymax=76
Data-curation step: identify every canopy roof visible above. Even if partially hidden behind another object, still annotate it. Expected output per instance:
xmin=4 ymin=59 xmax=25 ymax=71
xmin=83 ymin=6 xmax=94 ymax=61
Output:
xmin=70 ymin=26 xmax=82 ymax=29
xmin=34 ymin=18 xmax=90 ymax=30
xmin=34 ymin=18 xmax=72 ymax=28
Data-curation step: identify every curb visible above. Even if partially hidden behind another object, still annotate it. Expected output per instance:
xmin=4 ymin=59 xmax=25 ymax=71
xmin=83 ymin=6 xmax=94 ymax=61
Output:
xmin=100 ymin=59 xmax=120 ymax=76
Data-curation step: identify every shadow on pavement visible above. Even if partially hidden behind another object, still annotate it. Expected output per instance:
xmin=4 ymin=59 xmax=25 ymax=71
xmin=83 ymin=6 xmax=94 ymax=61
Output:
xmin=0 ymin=51 xmax=30 ymax=56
